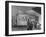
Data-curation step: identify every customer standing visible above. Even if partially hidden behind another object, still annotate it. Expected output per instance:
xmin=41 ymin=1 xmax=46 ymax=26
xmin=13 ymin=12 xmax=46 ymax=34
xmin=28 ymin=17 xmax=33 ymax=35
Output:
xmin=27 ymin=19 xmax=33 ymax=30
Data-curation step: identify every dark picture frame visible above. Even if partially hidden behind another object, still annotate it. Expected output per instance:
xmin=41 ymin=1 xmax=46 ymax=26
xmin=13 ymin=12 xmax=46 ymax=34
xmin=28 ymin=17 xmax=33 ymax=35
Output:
xmin=5 ymin=1 xmax=45 ymax=36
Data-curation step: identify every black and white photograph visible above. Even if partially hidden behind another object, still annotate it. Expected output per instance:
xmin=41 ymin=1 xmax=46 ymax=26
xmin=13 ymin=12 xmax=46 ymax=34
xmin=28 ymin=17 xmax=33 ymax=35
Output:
xmin=5 ymin=1 xmax=45 ymax=36
xmin=12 ymin=6 xmax=41 ymax=31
